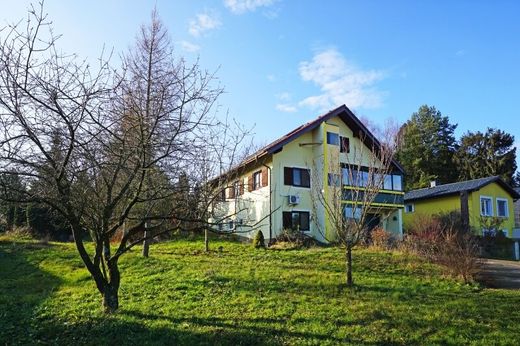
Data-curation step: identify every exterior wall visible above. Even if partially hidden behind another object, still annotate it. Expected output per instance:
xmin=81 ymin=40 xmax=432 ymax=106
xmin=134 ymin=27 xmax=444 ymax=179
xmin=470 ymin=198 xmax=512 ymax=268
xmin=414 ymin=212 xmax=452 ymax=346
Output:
xmin=403 ymin=182 xmax=516 ymax=236
xmin=468 ymin=183 xmax=515 ymax=236
xmin=271 ymin=115 xmax=403 ymax=243
xmin=402 ymin=195 xmax=460 ymax=231
xmin=213 ymin=160 xmax=272 ymax=240
xmin=514 ymin=189 xmax=520 ymax=228
xmin=271 ymin=129 xmax=324 ymax=241
xmin=215 ymin=114 xmax=404 ymax=243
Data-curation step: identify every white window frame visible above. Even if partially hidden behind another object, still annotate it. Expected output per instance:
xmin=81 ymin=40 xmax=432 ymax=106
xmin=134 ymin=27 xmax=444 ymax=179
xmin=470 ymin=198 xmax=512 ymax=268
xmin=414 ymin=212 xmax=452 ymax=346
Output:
xmin=496 ymin=198 xmax=509 ymax=218
xmin=404 ymin=203 xmax=415 ymax=213
xmin=480 ymin=196 xmax=493 ymax=217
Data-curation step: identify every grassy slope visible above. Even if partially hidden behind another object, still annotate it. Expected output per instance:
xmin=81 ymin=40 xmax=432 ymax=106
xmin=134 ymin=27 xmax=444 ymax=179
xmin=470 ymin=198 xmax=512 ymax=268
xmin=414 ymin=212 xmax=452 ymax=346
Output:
xmin=1 ymin=236 xmax=519 ymax=346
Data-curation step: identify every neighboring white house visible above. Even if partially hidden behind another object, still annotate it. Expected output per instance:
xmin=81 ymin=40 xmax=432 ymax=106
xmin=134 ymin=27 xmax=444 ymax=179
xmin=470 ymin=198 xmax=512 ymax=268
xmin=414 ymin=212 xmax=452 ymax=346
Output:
xmin=210 ymin=105 xmax=405 ymax=243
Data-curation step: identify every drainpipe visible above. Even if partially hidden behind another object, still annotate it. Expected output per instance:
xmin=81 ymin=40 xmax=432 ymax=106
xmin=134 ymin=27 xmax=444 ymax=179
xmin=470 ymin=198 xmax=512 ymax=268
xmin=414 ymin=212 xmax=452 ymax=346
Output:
xmin=262 ymin=164 xmax=273 ymax=245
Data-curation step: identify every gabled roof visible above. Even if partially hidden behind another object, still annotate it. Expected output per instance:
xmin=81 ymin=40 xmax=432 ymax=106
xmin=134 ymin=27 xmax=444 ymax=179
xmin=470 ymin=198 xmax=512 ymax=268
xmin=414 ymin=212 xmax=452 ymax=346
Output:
xmin=404 ymin=176 xmax=520 ymax=202
xmin=235 ymin=104 xmax=405 ymax=173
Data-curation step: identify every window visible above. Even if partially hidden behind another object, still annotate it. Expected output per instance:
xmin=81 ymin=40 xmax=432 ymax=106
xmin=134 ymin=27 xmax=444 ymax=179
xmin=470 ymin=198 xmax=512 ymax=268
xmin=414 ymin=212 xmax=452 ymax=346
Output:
xmin=233 ymin=180 xmax=241 ymax=197
xmin=383 ymin=174 xmax=393 ymax=190
xmin=284 ymin=167 xmax=310 ymax=188
xmin=342 ymin=167 xmax=350 ymax=186
xmin=253 ymin=171 xmax=262 ymax=190
xmin=496 ymin=198 xmax=509 ymax=217
xmin=328 ymin=173 xmax=341 ymax=186
xmin=480 ymin=196 xmax=493 ymax=216
xmin=359 ymin=171 xmax=369 ymax=187
xmin=340 ymin=136 xmax=350 ymax=153
xmin=282 ymin=211 xmax=310 ymax=231
xmin=344 ymin=205 xmax=361 ymax=220
xmin=405 ymin=204 xmax=414 ymax=213
xmin=326 ymin=132 xmax=339 ymax=145
xmin=392 ymin=175 xmax=403 ymax=191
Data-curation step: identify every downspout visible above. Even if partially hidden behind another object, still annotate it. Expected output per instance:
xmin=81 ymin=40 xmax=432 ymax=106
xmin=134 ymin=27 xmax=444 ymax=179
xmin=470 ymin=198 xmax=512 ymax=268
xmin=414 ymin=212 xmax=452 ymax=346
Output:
xmin=262 ymin=163 xmax=273 ymax=245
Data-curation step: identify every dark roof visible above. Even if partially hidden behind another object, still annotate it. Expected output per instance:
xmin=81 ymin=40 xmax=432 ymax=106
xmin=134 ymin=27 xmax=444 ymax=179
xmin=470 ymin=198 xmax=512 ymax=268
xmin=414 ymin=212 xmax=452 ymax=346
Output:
xmin=404 ymin=176 xmax=520 ymax=202
xmin=234 ymin=104 xmax=405 ymax=173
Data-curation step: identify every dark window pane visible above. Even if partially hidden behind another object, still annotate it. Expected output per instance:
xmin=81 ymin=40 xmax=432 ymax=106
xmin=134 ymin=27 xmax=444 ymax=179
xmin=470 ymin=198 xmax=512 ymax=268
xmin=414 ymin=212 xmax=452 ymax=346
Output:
xmin=340 ymin=136 xmax=350 ymax=153
xmin=326 ymin=132 xmax=339 ymax=145
xmin=301 ymin=169 xmax=310 ymax=187
xmin=300 ymin=212 xmax=310 ymax=231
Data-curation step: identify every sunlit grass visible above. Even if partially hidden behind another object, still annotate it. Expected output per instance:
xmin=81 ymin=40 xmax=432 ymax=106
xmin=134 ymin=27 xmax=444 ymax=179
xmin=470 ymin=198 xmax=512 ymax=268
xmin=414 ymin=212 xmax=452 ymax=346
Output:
xmin=1 ymin=234 xmax=519 ymax=345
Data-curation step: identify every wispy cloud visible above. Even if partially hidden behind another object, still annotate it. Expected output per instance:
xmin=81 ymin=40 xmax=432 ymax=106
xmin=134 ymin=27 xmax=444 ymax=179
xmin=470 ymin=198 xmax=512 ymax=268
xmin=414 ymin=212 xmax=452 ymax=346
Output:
xmin=189 ymin=11 xmax=221 ymax=37
xmin=179 ymin=40 xmax=200 ymax=53
xmin=224 ymin=0 xmax=277 ymax=14
xmin=455 ymin=49 xmax=466 ymax=57
xmin=276 ymin=103 xmax=297 ymax=113
xmin=297 ymin=48 xmax=386 ymax=111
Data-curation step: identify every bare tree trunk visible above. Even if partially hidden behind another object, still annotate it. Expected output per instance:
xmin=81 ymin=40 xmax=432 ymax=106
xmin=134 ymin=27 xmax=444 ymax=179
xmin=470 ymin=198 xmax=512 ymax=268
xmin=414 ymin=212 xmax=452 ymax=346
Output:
xmin=103 ymin=260 xmax=120 ymax=313
xmin=204 ymin=228 xmax=209 ymax=252
xmin=142 ymin=222 xmax=149 ymax=257
xmin=346 ymin=245 xmax=353 ymax=287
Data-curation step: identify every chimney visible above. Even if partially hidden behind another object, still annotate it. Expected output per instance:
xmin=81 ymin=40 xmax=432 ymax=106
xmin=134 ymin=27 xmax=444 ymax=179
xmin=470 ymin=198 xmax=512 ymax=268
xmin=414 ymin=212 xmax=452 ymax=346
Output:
xmin=430 ymin=181 xmax=437 ymax=188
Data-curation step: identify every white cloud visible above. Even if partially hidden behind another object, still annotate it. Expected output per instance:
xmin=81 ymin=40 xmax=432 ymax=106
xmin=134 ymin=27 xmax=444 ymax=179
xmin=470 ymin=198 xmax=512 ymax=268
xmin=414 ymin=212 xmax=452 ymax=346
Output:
xmin=189 ymin=12 xmax=221 ymax=37
xmin=297 ymin=48 xmax=386 ymax=111
xmin=224 ymin=0 xmax=277 ymax=14
xmin=179 ymin=40 xmax=200 ymax=53
xmin=276 ymin=92 xmax=291 ymax=101
xmin=456 ymin=49 xmax=466 ymax=57
xmin=276 ymin=103 xmax=297 ymax=113
xmin=267 ymin=74 xmax=276 ymax=82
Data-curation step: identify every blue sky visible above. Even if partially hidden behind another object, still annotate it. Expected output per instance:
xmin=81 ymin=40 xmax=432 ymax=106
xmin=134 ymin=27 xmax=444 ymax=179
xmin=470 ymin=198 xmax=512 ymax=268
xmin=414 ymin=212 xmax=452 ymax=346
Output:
xmin=2 ymin=0 xmax=520 ymax=160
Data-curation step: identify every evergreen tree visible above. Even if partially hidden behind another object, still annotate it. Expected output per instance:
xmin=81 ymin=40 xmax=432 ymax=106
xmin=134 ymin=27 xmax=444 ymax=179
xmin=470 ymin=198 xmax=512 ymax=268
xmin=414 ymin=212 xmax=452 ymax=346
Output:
xmin=455 ymin=128 xmax=517 ymax=185
xmin=396 ymin=105 xmax=458 ymax=189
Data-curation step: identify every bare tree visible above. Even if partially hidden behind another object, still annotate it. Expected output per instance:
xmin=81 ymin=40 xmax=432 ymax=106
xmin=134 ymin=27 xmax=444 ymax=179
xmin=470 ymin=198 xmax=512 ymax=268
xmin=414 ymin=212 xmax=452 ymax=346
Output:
xmin=311 ymin=120 xmax=401 ymax=286
xmin=0 ymin=4 xmax=241 ymax=312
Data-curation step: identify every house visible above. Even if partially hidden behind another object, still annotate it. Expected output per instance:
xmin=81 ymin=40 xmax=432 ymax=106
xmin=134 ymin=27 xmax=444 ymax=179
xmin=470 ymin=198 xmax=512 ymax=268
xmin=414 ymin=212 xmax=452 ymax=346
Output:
xmin=403 ymin=177 xmax=520 ymax=237
xmin=515 ymin=188 xmax=520 ymax=229
xmin=210 ymin=104 xmax=405 ymax=243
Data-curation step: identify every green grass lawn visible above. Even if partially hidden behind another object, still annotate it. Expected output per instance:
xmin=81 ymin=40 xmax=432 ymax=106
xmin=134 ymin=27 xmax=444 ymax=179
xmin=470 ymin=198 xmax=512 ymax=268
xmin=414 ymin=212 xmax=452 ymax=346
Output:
xmin=1 ymin=235 xmax=519 ymax=345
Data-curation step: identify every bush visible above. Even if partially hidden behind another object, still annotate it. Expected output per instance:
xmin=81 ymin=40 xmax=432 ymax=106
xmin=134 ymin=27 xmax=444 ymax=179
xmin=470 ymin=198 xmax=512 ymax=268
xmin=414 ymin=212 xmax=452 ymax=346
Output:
xmin=370 ymin=228 xmax=393 ymax=250
xmin=478 ymin=231 xmax=514 ymax=259
xmin=403 ymin=211 xmax=481 ymax=283
xmin=253 ymin=230 xmax=265 ymax=249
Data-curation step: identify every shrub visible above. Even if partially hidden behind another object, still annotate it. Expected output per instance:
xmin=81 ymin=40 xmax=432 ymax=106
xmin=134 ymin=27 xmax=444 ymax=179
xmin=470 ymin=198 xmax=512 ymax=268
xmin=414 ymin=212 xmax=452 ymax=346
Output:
xmin=403 ymin=211 xmax=481 ymax=283
xmin=478 ymin=231 xmax=514 ymax=259
xmin=253 ymin=230 xmax=265 ymax=249
xmin=370 ymin=228 xmax=393 ymax=250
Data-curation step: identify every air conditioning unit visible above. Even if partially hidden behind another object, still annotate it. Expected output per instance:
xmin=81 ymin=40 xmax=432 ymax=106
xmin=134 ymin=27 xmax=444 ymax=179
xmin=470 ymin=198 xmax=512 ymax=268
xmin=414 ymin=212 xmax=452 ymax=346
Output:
xmin=288 ymin=195 xmax=300 ymax=205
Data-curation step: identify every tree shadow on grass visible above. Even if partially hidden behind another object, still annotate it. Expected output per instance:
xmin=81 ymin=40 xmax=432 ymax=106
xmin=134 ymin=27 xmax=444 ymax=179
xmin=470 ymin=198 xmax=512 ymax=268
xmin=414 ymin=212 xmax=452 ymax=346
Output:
xmin=0 ymin=241 xmax=63 ymax=345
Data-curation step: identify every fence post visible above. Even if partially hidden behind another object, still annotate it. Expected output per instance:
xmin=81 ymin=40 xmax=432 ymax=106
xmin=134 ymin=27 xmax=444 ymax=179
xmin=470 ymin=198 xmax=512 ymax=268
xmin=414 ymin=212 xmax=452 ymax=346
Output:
xmin=515 ymin=241 xmax=519 ymax=261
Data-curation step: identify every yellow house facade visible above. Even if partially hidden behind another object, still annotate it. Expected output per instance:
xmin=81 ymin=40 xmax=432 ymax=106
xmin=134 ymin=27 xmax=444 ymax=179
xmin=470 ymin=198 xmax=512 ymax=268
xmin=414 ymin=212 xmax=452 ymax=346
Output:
xmin=403 ymin=177 xmax=520 ymax=237
xmin=211 ymin=105 xmax=405 ymax=243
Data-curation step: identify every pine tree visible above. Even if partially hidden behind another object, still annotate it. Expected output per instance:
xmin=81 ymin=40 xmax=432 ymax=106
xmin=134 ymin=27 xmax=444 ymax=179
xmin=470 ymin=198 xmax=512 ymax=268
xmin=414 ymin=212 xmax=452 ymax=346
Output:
xmin=455 ymin=128 xmax=517 ymax=185
xmin=396 ymin=105 xmax=458 ymax=189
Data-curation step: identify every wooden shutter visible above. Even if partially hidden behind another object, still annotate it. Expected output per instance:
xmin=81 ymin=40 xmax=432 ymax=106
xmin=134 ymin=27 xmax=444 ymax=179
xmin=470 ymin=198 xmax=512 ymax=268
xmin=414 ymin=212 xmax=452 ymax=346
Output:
xmin=248 ymin=175 xmax=254 ymax=192
xmin=239 ymin=179 xmax=244 ymax=195
xmin=228 ymin=185 xmax=235 ymax=199
xmin=261 ymin=168 xmax=268 ymax=187
xmin=282 ymin=212 xmax=292 ymax=230
xmin=284 ymin=167 xmax=293 ymax=185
